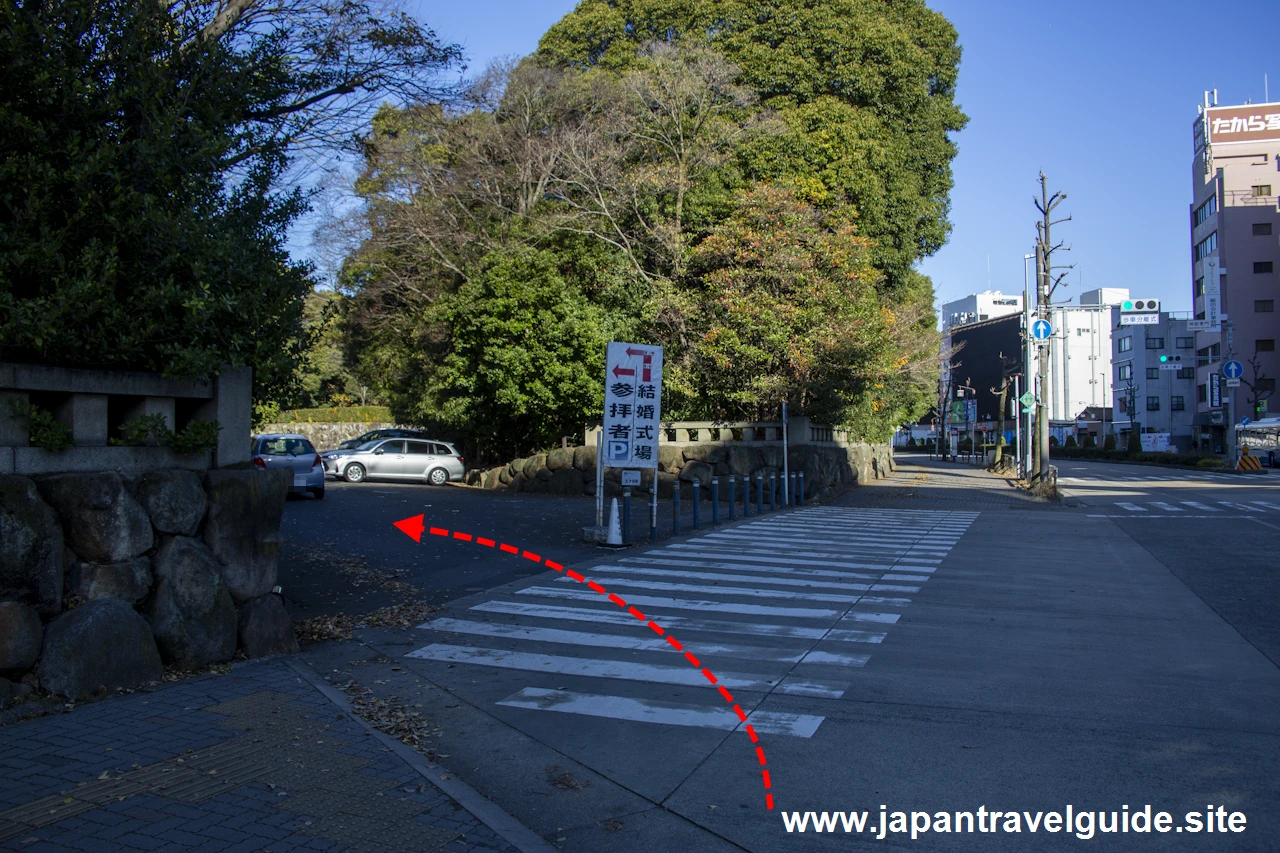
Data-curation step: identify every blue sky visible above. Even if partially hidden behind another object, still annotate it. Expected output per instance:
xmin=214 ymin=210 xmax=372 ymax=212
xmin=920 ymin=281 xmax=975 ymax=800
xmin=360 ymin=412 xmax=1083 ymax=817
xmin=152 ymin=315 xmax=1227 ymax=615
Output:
xmin=375 ymin=0 xmax=1277 ymax=313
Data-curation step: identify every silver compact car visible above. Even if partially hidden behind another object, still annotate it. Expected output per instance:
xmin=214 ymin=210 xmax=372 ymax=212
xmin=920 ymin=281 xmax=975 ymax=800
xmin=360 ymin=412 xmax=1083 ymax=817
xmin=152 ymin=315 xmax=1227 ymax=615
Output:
xmin=323 ymin=438 xmax=465 ymax=486
xmin=252 ymin=433 xmax=325 ymax=499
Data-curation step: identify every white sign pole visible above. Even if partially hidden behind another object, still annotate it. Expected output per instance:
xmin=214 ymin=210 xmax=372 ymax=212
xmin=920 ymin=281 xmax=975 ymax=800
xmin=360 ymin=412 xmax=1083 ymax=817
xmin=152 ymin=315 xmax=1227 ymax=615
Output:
xmin=595 ymin=429 xmax=604 ymax=527
xmin=781 ymin=401 xmax=790 ymax=504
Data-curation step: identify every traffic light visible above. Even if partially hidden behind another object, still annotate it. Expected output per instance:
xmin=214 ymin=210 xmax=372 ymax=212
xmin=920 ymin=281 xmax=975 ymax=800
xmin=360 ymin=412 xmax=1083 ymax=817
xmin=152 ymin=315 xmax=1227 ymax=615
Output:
xmin=1158 ymin=354 xmax=1182 ymax=363
xmin=1121 ymin=299 xmax=1160 ymax=312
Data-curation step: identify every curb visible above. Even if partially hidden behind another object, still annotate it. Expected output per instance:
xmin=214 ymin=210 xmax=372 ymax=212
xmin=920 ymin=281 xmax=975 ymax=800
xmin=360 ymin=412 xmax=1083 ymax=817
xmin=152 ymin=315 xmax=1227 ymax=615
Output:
xmin=283 ymin=658 xmax=558 ymax=853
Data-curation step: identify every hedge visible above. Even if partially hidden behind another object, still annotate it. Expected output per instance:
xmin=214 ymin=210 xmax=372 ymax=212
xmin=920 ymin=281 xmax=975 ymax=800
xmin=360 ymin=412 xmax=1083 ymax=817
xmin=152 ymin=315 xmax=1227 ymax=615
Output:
xmin=1051 ymin=447 xmax=1226 ymax=467
xmin=278 ymin=406 xmax=393 ymax=424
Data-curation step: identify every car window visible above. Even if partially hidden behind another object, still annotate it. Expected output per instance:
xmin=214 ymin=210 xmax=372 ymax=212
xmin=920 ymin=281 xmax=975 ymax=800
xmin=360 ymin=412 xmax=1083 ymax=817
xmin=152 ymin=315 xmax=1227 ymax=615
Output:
xmin=434 ymin=444 xmax=454 ymax=455
xmin=356 ymin=440 xmax=380 ymax=450
xmin=378 ymin=440 xmax=406 ymax=454
xmin=405 ymin=441 xmax=431 ymax=455
xmin=259 ymin=438 xmax=313 ymax=456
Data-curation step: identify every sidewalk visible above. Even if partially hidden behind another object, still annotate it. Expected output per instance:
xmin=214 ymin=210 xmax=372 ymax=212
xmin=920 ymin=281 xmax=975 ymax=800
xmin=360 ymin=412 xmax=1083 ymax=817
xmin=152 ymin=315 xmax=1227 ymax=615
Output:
xmin=0 ymin=657 xmax=546 ymax=853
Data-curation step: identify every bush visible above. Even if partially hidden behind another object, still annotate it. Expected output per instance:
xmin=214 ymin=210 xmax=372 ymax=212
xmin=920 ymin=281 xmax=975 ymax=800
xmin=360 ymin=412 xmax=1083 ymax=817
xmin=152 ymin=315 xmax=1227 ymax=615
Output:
xmin=1126 ymin=433 xmax=1142 ymax=453
xmin=1064 ymin=435 xmax=1077 ymax=448
xmin=1082 ymin=434 xmax=1096 ymax=448
xmin=1103 ymin=434 xmax=1117 ymax=450
xmin=7 ymin=398 xmax=73 ymax=453
xmin=277 ymin=406 xmax=393 ymax=424
xmin=1048 ymin=436 xmax=1059 ymax=446
xmin=1197 ymin=457 xmax=1227 ymax=468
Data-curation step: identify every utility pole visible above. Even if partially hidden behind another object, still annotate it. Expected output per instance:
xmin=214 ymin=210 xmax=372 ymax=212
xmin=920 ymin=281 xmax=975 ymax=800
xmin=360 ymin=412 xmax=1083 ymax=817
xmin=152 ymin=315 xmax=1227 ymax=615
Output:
xmin=1033 ymin=174 xmax=1073 ymax=484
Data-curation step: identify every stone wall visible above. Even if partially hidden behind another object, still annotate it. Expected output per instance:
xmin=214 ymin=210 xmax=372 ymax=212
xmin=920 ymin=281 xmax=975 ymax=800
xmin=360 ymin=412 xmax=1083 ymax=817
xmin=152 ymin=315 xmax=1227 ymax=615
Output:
xmin=463 ymin=441 xmax=894 ymax=500
xmin=259 ymin=422 xmax=405 ymax=451
xmin=1 ymin=361 xmax=251 ymax=474
xmin=0 ymin=469 xmax=298 ymax=706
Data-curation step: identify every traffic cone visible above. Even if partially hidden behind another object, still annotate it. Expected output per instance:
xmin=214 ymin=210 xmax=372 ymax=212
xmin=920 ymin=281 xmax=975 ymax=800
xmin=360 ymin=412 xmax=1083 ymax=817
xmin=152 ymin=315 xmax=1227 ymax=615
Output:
xmin=605 ymin=498 xmax=623 ymax=546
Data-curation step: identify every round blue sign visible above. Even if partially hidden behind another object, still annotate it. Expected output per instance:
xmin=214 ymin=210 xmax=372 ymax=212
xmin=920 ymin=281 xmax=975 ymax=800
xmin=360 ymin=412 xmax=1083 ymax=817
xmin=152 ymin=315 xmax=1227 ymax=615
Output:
xmin=1031 ymin=319 xmax=1053 ymax=340
xmin=1222 ymin=360 xmax=1244 ymax=380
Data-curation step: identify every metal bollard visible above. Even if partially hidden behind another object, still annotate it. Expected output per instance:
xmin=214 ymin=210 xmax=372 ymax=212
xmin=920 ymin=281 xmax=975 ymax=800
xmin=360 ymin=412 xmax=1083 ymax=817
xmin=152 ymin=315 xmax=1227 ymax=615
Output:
xmin=756 ymin=474 xmax=763 ymax=514
xmin=789 ymin=472 xmax=797 ymax=506
xmin=673 ymin=486 xmax=681 ymax=535
xmin=711 ymin=477 xmax=720 ymax=525
xmin=623 ymin=487 xmax=632 ymax=545
xmin=728 ymin=475 xmax=736 ymax=520
xmin=692 ymin=480 xmax=701 ymax=530
xmin=798 ymin=472 xmax=805 ymax=505
xmin=770 ymin=473 xmax=777 ymax=510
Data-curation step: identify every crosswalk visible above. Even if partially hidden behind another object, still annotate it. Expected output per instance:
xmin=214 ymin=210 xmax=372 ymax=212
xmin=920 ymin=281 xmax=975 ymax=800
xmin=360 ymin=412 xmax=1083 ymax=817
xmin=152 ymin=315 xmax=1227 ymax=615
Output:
xmin=1094 ymin=499 xmax=1279 ymax=515
xmin=1058 ymin=472 xmax=1248 ymax=484
xmin=406 ymin=507 xmax=977 ymax=739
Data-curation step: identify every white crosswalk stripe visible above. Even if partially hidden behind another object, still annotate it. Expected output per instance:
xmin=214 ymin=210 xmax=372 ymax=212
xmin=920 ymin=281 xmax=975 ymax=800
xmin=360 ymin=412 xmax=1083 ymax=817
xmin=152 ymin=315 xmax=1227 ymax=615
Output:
xmin=1087 ymin=499 xmax=1278 ymax=516
xmin=407 ymin=508 xmax=976 ymax=738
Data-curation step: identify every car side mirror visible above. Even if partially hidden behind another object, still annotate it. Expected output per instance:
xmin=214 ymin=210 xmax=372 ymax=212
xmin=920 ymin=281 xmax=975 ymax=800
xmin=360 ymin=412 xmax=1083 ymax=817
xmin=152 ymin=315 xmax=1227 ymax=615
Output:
xmin=374 ymin=448 xmax=384 ymax=455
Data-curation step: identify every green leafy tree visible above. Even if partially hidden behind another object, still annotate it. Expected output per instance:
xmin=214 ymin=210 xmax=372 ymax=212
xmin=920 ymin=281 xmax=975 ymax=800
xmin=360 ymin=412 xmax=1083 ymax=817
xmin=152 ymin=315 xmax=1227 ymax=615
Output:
xmin=388 ymin=249 xmax=619 ymax=457
xmin=537 ymin=0 xmax=967 ymax=291
xmin=0 ymin=0 xmax=460 ymax=401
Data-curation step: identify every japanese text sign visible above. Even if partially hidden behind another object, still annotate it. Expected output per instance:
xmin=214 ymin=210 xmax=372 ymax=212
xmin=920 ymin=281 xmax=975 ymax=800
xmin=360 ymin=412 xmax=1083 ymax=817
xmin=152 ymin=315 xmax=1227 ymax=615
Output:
xmin=602 ymin=342 xmax=663 ymax=468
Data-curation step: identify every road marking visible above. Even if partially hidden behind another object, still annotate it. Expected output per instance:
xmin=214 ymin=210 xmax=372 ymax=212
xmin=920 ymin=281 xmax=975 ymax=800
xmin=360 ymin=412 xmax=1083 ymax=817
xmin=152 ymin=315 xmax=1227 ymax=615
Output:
xmin=421 ymin=617 xmax=805 ymax=663
xmin=1180 ymin=501 xmax=1220 ymax=512
xmin=1249 ymin=501 xmax=1280 ymax=511
xmin=775 ymin=677 xmax=848 ymax=698
xmin=585 ymin=563 xmax=906 ymax=594
xmin=798 ymin=650 xmax=871 ymax=667
xmin=406 ymin=644 xmax=847 ymax=695
xmin=626 ymin=554 xmax=892 ymax=579
xmin=1150 ymin=502 xmax=1183 ymax=512
xmin=824 ymin=628 xmax=888 ymax=643
xmin=554 ymin=574 xmax=917 ymax=602
xmin=495 ymin=688 xmax=825 ymax=737
xmin=659 ymin=546 xmax=913 ymax=572
xmin=468 ymin=601 xmax=833 ymax=639
xmin=1116 ymin=502 xmax=1148 ymax=512
xmin=1218 ymin=501 xmax=1261 ymax=512
xmin=516 ymin=586 xmax=842 ymax=619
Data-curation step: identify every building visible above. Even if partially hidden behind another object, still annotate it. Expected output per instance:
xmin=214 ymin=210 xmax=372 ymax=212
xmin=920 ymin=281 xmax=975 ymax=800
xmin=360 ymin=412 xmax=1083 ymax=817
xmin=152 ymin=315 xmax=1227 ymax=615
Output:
xmin=1190 ymin=93 xmax=1280 ymax=453
xmin=1041 ymin=289 xmax=1128 ymax=423
xmin=940 ymin=290 xmax=1023 ymax=330
xmin=1109 ymin=310 xmax=1199 ymax=451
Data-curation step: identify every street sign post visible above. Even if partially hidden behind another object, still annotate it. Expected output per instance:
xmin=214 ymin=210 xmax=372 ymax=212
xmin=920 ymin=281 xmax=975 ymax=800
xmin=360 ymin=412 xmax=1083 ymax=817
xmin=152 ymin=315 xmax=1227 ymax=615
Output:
xmin=602 ymin=342 xmax=664 ymax=537
xmin=1019 ymin=391 xmax=1035 ymax=408
xmin=603 ymin=342 xmax=664 ymax=467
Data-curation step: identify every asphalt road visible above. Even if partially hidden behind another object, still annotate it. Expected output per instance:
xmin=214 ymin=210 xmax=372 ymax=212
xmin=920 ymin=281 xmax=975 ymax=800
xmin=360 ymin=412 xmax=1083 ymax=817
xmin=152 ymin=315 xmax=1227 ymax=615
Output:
xmin=277 ymin=480 xmax=604 ymax=619
xmin=277 ymin=458 xmax=1280 ymax=852
xmin=1056 ymin=458 xmax=1280 ymax=666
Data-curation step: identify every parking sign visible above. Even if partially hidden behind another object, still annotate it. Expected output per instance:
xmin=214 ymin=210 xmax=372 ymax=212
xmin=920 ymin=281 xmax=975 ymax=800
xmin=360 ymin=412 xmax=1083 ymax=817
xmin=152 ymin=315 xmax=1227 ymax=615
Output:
xmin=602 ymin=342 xmax=663 ymax=468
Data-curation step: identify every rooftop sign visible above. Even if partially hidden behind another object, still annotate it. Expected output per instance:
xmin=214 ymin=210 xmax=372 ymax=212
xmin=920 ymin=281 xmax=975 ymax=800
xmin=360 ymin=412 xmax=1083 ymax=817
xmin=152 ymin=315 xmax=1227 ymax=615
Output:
xmin=1205 ymin=103 xmax=1280 ymax=146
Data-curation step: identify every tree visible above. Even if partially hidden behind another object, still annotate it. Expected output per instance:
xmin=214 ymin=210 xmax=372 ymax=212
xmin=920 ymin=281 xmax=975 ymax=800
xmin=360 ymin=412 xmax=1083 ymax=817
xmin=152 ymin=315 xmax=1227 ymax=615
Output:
xmin=1032 ymin=172 xmax=1073 ymax=483
xmin=537 ymin=0 xmax=967 ymax=291
xmin=0 ymin=0 xmax=460 ymax=401
xmin=989 ymin=352 xmax=1019 ymax=467
xmin=667 ymin=184 xmax=937 ymax=434
xmin=1243 ymin=352 xmax=1274 ymax=420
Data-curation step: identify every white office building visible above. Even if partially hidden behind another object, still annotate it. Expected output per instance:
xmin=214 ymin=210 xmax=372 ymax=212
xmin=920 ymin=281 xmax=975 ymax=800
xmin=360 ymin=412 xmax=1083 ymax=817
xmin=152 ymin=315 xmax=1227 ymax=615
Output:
xmin=940 ymin=291 xmax=1023 ymax=330
xmin=1110 ymin=309 xmax=1199 ymax=450
xmin=1035 ymin=289 xmax=1129 ymax=423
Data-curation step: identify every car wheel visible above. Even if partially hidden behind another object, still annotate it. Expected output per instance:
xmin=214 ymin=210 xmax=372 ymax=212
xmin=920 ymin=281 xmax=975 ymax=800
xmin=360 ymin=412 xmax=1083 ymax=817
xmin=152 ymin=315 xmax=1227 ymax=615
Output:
xmin=427 ymin=467 xmax=449 ymax=486
xmin=310 ymin=486 xmax=325 ymax=500
xmin=343 ymin=463 xmax=367 ymax=483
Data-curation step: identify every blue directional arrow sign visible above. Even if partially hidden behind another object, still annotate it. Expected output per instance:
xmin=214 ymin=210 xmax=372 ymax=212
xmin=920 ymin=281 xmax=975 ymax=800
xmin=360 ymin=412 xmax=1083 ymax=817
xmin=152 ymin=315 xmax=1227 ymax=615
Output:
xmin=1222 ymin=359 xmax=1244 ymax=379
xmin=1031 ymin=319 xmax=1053 ymax=340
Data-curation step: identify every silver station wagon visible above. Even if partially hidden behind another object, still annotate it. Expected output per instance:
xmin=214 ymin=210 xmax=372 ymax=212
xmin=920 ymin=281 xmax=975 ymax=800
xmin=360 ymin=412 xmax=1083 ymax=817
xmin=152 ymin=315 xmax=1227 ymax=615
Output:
xmin=323 ymin=438 xmax=465 ymax=486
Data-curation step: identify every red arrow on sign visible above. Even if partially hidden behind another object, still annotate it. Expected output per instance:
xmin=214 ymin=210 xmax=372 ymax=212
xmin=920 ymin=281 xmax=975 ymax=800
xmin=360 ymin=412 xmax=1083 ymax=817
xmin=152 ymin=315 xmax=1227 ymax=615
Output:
xmin=612 ymin=365 xmax=636 ymax=378
xmin=625 ymin=347 xmax=649 ymax=357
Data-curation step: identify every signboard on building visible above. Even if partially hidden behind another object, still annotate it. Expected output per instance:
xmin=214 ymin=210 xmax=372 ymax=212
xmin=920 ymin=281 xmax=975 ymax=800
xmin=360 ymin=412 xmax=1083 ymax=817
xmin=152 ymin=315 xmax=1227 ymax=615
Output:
xmin=1205 ymin=103 xmax=1280 ymax=146
xmin=1209 ymin=376 xmax=1222 ymax=407
xmin=1140 ymin=433 xmax=1174 ymax=453
xmin=602 ymin=342 xmax=663 ymax=469
xmin=1204 ymin=258 xmax=1221 ymax=330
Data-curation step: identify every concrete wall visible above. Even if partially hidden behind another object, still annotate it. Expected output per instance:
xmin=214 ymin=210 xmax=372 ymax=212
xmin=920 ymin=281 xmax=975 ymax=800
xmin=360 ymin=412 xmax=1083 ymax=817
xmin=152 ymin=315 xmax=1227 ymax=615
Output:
xmin=258 ymin=422 xmax=403 ymax=451
xmin=0 ymin=362 xmax=250 ymax=473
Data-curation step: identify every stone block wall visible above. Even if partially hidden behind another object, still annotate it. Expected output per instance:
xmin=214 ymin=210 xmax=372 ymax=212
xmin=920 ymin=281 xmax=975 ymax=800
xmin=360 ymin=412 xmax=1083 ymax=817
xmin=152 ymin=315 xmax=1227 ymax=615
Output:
xmin=0 ymin=468 xmax=298 ymax=706
xmin=463 ymin=441 xmax=894 ymax=500
xmin=0 ymin=361 xmax=251 ymax=474
xmin=258 ymin=422 xmax=403 ymax=451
